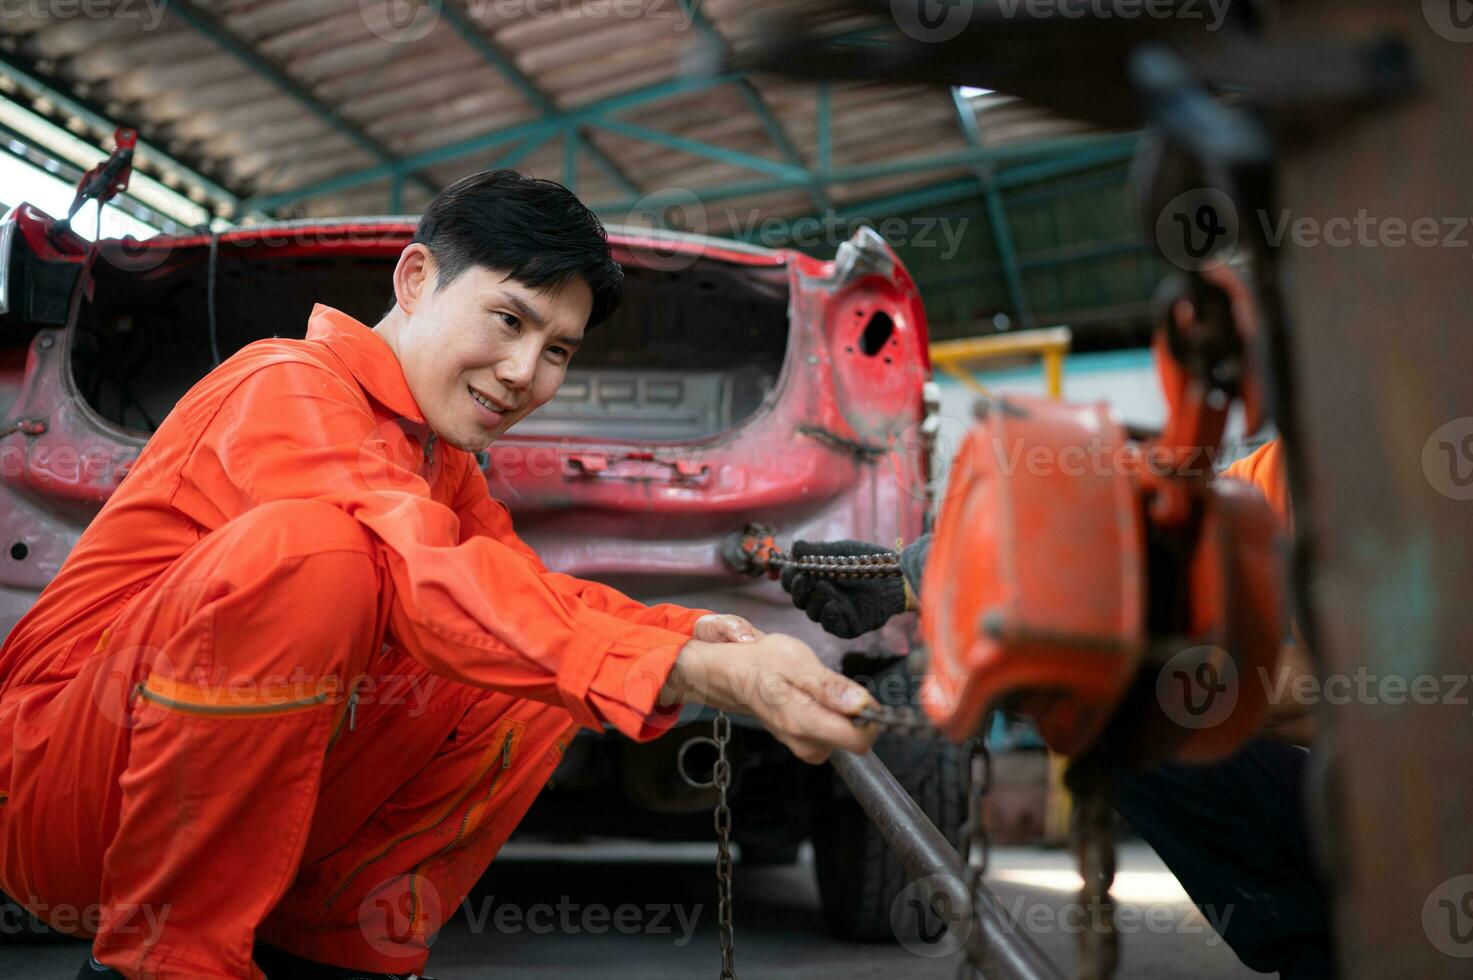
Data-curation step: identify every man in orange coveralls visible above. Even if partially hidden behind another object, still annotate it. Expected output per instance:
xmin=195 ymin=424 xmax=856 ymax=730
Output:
xmin=0 ymin=171 xmax=879 ymax=980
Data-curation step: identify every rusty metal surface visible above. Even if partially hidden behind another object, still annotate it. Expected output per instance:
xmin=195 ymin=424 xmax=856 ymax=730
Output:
xmin=1268 ymin=4 xmax=1473 ymax=977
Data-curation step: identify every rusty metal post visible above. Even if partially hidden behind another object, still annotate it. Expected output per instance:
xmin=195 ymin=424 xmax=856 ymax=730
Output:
xmin=1269 ymin=5 xmax=1473 ymax=977
xmin=829 ymin=749 xmax=1065 ymax=980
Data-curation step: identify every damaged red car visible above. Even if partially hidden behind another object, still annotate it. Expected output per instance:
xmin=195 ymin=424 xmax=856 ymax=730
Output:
xmin=0 ymin=202 xmax=965 ymax=941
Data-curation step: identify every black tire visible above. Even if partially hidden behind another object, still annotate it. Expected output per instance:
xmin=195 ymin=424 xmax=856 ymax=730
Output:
xmin=811 ymin=730 xmax=971 ymax=942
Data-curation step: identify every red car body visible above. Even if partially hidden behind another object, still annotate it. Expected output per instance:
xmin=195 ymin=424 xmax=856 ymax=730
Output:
xmin=0 ymin=204 xmax=932 ymax=670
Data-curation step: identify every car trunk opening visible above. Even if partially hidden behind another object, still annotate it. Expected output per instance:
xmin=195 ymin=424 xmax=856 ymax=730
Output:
xmin=71 ymin=241 xmax=791 ymax=443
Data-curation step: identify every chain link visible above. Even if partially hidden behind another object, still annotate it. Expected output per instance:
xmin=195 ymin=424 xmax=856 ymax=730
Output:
xmin=713 ymin=711 xmax=736 ymax=979
xmin=956 ymin=734 xmax=993 ymax=979
xmin=1069 ymin=757 xmax=1118 ymax=980
xmin=767 ymin=548 xmax=905 ymax=580
xmin=851 ymin=702 xmax=942 ymax=738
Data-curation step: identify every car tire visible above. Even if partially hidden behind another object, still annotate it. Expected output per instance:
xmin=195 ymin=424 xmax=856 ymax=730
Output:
xmin=811 ymin=729 xmax=971 ymax=942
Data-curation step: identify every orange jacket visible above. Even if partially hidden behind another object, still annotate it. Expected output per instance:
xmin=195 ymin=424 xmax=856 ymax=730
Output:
xmin=1221 ymin=439 xmax=1289 ymax=527
xmin=0 ymin=305 xmax=707 ymax=739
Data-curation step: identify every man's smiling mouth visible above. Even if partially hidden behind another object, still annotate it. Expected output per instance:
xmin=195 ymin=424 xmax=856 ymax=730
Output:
xmin=468 ymin=384 xmax=514 ymax=419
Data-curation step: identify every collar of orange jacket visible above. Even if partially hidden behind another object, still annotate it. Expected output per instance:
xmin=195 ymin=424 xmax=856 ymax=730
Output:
xmin=306 ymin=304 xmax=426 ymax=425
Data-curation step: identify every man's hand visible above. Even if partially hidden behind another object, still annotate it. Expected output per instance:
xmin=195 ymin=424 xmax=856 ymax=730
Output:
xmin=780 ymin=539 xmax=909 ymax=638
xmin=692 ymin=613 xmax=763 ymax=644
xmin=659 ymin=633 xmax=880 ymax=763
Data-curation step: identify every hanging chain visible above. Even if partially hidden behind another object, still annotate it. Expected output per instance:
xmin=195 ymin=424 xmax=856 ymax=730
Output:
xmin=1069 ymin=757 xmax=1118 ymax=980
xmin=713 ymin=710 xmax=736 ymax=980
xmin=956 ymin=734 xmax=993 ymax=978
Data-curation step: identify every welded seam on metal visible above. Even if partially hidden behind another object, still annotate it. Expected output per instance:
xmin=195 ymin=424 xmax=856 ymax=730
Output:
xmin=952 ymin=87 xmax=1030 ymax=324
xmin=677 ymin=0 xmax=828 ymax=211
xmin=0 ymin=49 xmax=240 ymax=214
xmin=437 ymin=1 xmax=637 ymax=197
xmin=162 ymin=0 xmax=436 ymax=202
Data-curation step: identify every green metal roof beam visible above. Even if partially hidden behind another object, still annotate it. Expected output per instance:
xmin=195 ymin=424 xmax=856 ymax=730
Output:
xmin=437 ymin=2 xmax=637 ymax=197
xmin=588 ymin=135 xmax=1140 ymax=215
xmin=734 ymin=82 xmax=828 ymax=210
xmin=490 ymin=128 xmax=561 ymax=171
xmin=585 ymin=116 xmax=811 ymax=182
xmin=817 ymin=82 xmax=832 ymax=176
xmin=674 ymin=0 xmax=828 ymax=211
xmin=163 ymin=0 xmax=436 ymax=200
xmin=244 ymin=73 xmax=741 ymax=213
xmin=685 ymin=139 xmax=1145 ymax=245
xmin=0 ymin=50 xmax=240 ymax=214
xmin=563 ymin=131 xmax=578 ymax=192
xmin=951 ymin=87 xmax=1029 ymax=324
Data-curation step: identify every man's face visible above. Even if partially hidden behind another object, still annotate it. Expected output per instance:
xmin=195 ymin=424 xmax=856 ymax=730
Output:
xmin=392 ymin=249 xmax=591 ymax=452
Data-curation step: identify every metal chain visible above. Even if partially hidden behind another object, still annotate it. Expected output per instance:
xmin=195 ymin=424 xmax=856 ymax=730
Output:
xmin=766 ymin=548 xmax=905 ymax=580
xmin=957 ymin=734 xmax=993 ymax=978
xmin=851 ymin=702 xmax=942 ymax=738
xmin=1070 ymin=758 xmax=1118 ymax=980
xmin=713 ymin=710 xmax=736 ymax=979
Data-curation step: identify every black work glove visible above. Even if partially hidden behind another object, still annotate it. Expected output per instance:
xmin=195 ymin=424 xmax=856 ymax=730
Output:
xmin=779 ymin=539 xmax=909 ymax=639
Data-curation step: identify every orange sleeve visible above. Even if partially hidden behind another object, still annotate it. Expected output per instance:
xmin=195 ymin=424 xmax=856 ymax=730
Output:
xmin=172 ymin=358 xmax=698 ymax=741
xmin=1220 ymin=439 xmax=1291 ymax=528
xmin=447 ymin=454 xmax=712 ymax=636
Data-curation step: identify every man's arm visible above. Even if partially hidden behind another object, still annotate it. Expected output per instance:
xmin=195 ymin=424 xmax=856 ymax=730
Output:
xmin=447 ymin=452 xmax=713 ymax=635
xmin=176 ymin=358 xmax=870 ymax=756
xmin=173 ymin=358 xmax=701 ymax=740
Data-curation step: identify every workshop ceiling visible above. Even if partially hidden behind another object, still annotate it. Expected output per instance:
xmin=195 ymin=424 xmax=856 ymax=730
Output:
xmin=0 ymin=0 xmax=1108 ymax=233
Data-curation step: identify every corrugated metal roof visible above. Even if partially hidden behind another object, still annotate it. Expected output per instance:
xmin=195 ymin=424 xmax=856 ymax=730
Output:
xmin=0 ymin=0 xmax=1102 ymax=232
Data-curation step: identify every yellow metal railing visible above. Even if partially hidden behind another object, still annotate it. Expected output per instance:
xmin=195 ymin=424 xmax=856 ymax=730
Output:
xmin=928 ymin=326 xmax=1073 ymax=400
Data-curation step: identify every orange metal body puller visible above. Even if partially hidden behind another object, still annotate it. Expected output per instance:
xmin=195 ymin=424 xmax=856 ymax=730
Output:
xmin=920 ymin=266 xmax=1285 ymax=765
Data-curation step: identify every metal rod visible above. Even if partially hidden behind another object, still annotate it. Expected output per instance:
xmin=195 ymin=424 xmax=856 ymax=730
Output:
xmin=829 ymin=749 xmax=1066 ymax=980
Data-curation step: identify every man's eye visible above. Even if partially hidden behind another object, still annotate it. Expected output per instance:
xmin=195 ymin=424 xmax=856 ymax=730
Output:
xmin=548 ymin=347 xmax=569 ymax=361
xmin=498 ymin=312 xmax=519 ymax=330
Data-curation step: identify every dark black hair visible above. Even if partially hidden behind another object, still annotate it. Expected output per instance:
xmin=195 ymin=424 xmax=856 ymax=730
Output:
xmin=412 ymin=170 xmax=623 ymax=328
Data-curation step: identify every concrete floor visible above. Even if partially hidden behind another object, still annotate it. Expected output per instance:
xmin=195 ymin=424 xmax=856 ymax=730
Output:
xmin=0 ymin=842 xmax=1256 ymax=979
